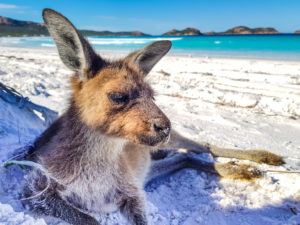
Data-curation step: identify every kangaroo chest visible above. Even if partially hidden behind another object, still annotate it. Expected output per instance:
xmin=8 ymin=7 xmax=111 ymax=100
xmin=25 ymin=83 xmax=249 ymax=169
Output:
xmin=61 ymin=165 xmax=122 ymax=214
xmin=58 ymin=135 xmax=129 ymax=214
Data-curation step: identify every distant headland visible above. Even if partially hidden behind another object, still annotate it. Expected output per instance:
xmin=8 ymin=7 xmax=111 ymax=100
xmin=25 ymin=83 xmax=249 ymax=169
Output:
xmin=0 ymin=16 xmax=150 ymax=37
xmin=0 ymin=16 xmax=298 ymax=37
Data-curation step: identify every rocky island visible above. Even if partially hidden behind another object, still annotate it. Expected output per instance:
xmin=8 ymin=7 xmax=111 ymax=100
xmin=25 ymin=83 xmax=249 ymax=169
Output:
xmin=221 ymin=26 xmax=279 ymax=35
xmin=162 ymin=27 xmax=202 ymax=36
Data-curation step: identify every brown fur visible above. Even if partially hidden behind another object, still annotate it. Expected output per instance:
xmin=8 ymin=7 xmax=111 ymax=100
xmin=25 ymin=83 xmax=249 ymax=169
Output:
xmin=214 ymin=162 xmax=262 ymax=180
xmin=71 ymin=62 xmax=168 ymax=146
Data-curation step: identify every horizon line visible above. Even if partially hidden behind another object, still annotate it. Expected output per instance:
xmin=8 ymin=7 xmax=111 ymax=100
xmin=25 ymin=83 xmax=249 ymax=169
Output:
xmin=1 ymin=14 xmax=299 ymax=35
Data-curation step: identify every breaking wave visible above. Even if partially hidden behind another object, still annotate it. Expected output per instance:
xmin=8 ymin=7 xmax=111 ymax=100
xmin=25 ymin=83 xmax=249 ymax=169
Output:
xmin=40 ymin=43 xmax=55 ymax=47
xmin=0 ymin=36 xmax=182 ymax=48
xmin=87 ymin=37 xmax=183 ymax=45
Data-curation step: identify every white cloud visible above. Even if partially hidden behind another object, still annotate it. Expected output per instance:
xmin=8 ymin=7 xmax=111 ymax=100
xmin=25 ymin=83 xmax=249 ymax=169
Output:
xmin=0 ymin=3 xmax=18 ymax=9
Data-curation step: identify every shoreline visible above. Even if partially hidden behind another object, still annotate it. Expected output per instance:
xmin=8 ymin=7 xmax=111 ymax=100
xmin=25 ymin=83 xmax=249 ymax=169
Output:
xmin=2 ymin=33 xmax=300 ymax=62
xmin=2 ymin=46 xmax=300 ymax=63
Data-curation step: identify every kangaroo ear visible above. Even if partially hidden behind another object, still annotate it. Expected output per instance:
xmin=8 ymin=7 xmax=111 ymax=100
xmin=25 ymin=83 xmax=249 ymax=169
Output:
xmin=125 ymin=41 xmax=171 ymax=76
xmin=42 ymin=8 xmax=104 ymax=79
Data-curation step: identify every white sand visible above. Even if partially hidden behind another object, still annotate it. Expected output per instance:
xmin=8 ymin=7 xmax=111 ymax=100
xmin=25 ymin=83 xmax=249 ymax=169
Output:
xmin=0 ymin=46 xmax=299 ymax=225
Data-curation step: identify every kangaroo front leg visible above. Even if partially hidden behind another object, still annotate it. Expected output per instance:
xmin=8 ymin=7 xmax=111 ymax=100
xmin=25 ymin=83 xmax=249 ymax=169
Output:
xmin=48 ymin=197 xmax=100 ymax=225
xmin=164 ymin=130 xmax=284 ymax=166
xmin=119 ymin=193 xmax=148 ymax=225
xmin=23 ymin=188 xmax=99 ymax=225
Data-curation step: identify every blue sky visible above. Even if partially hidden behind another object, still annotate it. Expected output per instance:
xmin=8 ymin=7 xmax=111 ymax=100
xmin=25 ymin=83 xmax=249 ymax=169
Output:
xmin=0 ymin=0 xmax=299 ymax=34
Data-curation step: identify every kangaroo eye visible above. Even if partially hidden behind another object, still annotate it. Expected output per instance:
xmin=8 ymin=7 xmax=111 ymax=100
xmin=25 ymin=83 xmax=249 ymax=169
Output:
xmin=131 ymin=89 xmax=140 ymax=99
xmin=108 ymin=92 xmax=129 ymax=104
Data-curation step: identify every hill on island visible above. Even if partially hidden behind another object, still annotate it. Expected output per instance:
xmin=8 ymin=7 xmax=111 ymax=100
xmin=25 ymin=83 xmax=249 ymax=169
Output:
xmin=221 ymin=26 xmax=279 ymax=35
xmin=162 ymin=27 xmax=202 ymax=36
xmin=0 ymin=16 xmax=149 ymax=37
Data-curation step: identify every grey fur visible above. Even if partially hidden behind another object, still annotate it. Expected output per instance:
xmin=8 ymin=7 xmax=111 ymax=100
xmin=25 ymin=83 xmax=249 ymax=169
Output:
xmin=42 ymin=9 xmax=104 ymax=79
xmin=125 ymin=40 xmax=172 ymax=75
xmin=22 ymin=104 xmax=150 ymax=225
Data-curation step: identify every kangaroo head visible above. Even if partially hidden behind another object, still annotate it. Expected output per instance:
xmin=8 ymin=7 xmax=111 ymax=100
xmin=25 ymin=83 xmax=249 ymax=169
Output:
xmin=43 ymin=9 xmax=171 ymax=146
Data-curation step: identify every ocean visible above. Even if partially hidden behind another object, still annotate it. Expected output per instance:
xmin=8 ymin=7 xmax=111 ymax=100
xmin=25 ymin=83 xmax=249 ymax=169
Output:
xmin=1 ymin=34 xmax=300 ymax=61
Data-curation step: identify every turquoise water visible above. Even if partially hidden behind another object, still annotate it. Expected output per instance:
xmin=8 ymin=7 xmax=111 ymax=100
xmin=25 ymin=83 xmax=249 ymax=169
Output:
xmin=1 ymin=34 xmax=300 ymax=60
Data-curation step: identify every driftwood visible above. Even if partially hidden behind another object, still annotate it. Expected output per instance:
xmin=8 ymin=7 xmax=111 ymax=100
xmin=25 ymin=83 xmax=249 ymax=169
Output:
xmin=0 ymin=82 xmax=58 ymax=126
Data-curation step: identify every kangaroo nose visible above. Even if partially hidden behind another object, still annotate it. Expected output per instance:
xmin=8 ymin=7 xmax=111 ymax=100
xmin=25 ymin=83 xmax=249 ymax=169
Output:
xmin=153 ymin=122 xmax=170 ymax=137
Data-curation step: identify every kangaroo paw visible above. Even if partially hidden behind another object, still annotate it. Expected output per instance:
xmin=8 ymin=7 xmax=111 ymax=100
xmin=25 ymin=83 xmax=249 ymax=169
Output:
xmin=215 ymin=162 xmax=263 ymax=180
xmin=246 ymin=150 xmax=284 ymax=166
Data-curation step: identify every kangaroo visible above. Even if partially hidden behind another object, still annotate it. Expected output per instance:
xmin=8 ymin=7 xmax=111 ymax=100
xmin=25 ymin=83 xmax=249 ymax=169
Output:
xmin=21 ymin=8 xmax=284 ymax=225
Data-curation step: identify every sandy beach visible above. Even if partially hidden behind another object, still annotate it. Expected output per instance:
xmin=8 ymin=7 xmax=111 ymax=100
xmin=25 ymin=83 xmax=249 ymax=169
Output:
xmin=0 ymin=46 xmax=299 ymax=224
